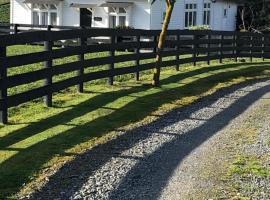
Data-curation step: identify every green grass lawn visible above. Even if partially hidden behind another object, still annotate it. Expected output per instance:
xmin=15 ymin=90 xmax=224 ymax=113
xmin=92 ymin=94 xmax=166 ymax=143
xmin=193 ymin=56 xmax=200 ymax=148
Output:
xmin=0 ymin=45 xmax=270 ymax=199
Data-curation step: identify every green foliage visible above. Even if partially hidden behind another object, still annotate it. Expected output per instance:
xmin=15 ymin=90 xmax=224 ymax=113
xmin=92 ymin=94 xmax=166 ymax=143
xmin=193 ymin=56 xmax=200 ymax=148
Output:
xmin=0 ymin=2 xmax=9 ymax=23
xmin=114 ymin=25 xmax=134 ymax=30
xmin=0 ymin=0 xmax=9 ymax=4
xmin=229 ymin=156 xmax=270 ymax=177
xmin=238 ymin=0 xmax=270 ymax=31
xmin=189 ymin=25 xmax=210 ymax=30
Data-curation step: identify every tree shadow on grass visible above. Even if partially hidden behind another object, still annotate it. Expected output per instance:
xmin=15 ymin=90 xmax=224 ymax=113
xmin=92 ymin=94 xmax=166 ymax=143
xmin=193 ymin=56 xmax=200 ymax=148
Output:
xmin=0 ymin=62 xmax=269 ymax=199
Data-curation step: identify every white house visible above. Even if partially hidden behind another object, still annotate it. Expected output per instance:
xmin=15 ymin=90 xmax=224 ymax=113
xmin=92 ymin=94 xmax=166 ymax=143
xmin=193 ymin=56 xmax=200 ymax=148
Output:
xmin=10 ymin=0 xmax=238 ymax=31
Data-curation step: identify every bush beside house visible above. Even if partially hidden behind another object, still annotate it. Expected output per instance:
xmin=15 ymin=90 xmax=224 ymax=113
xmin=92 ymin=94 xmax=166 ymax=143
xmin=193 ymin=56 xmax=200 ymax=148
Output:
xmin=0 ymin=0 xmax=9 ymax=23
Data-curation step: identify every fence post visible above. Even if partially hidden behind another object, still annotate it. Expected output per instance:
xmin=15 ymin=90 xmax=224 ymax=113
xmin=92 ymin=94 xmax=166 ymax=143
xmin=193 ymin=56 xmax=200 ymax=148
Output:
xmin=153 ymin=35 xmax=158 ymax=54
xmin=175 ymin=32 xmax=180 ymax=71
xmin=77 ymin=36 xmax=86 ymax=93
xmin=44 ymin=25 xmax=53 ymax=107
xmin=262 ymin=35 xmax=265 ymax=61
xmin=0 ymin=45 xmax=7 ymax=124
xmin=250 ymin=35 xmax=253 ymax=62
xmin=14 ymin=24 xmax=18 ymax=34
xmin=219 ymin=34 xmax=223 ymax=64
xmin=135 ymin=35 xmax=140 ymax=81
xmin=193 ymin=34 xmax=197 ymax=66
xmin=207 ymin=32 xmax=211 ymax=65
xmin=108 ymin=35 xmax=115 ymax=86
xmin=234 ymin=33 xmax=237 ymax=62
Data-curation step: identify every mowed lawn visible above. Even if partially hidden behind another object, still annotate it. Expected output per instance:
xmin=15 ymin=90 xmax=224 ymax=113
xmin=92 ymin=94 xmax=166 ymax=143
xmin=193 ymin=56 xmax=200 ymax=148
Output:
xmin=0 ymin=44 xmax=270 ymax=199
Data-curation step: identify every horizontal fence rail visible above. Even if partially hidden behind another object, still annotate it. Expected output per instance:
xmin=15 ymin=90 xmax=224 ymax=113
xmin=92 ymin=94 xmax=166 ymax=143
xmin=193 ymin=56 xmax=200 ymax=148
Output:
xmin=0 ymin=23 xmax=81 ymax=35
xmin=0 ymin=28 xmax=269 ymax=124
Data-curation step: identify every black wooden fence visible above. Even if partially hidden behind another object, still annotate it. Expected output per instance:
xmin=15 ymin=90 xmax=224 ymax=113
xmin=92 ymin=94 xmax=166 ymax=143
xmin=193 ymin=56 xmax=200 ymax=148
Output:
xmin=0 ymin=23 xmax=80 ymax=35
xmin=0 ymin=28 xmax=269 ymax=124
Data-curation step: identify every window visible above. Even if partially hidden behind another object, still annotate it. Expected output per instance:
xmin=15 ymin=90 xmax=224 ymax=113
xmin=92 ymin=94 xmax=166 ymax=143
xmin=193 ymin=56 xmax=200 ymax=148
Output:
xmin=185 ymin=4 xmax=197 ymax=28
xmin=109 ymin=16 xmax=116 ymax=28
xmin=118 ymin=7 xmax=126 ymax=14
xmin=32 ymin=4 xmax=58 ymax=25
xmin=41 ymin=12 xmax=48 ymax=25
xmin=50 ymin=12 xmax=57 ymax=25
xmin=119 ymin=16 xmax=126 ymax=26
xmin=203 ymin=3 xmax=211 ymax=25
xmin=33 ymin=11 xmax=39 ymax=25
xmin=108 ymin=7 xmax=128 ymax=28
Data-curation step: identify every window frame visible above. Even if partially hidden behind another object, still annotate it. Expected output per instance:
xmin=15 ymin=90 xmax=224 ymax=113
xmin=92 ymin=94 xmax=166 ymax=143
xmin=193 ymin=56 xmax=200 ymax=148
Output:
xmin=184 ymin=3 xmax=197 ymax=28
xmin=203 ymin=2 xmax=211 ymax=26
xmin=108 ymin=7 xmax=128 ymax=27
xmin=32 ymin=3 xmax=59 ymax=26
xmin=108 ymin=7 xmax=128 ymax=28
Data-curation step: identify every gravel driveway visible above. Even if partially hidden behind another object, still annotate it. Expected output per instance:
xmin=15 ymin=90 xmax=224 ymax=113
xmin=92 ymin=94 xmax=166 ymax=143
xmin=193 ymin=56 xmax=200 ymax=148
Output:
xmin=26 ymin=78 xmax=270 ymax=200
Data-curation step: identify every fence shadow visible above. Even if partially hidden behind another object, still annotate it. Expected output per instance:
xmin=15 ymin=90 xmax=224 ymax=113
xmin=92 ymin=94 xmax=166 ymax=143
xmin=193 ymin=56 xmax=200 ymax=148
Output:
xmin=30 ymin=78 xmax=270 ymax=199
xmin=1 ymin=62 xmax=263 ymax=149
xmin=0 ymin=62 xmax=269 ymax=198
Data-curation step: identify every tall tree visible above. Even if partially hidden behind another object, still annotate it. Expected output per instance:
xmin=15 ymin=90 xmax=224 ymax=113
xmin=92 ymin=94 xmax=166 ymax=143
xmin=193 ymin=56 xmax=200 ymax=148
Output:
xmin=152 ymin=0 xmax=176 ymax=87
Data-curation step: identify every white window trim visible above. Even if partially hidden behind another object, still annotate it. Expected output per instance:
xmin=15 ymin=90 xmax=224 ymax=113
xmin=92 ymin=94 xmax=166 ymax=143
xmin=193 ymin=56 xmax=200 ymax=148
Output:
xmin=184 ymin=3 xmax=197 ymax=28
xmin=108 ymin=7 xmax=129 ymax=27
xmin=203 ymin=2 xmax=211 ymax=25
xmin=31 ymin=3 xmax=60 ymax=26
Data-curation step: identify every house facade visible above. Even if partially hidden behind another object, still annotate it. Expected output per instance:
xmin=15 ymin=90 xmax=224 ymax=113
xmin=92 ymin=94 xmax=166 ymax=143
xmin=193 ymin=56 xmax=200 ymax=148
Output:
xmin=10 ymin=0 xmax=238 ymax=31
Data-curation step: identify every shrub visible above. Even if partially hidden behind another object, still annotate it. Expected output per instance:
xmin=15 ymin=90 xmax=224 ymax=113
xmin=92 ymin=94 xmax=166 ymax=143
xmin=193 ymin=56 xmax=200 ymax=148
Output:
xmin=114 ymin=25 xmax=134 ymax=30
xmin=189 ymin=25 xmax=210 ymax=30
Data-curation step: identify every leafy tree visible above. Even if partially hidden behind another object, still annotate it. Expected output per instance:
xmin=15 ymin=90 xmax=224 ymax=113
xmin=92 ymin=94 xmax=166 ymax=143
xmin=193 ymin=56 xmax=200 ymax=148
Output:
xmin=152 ymin=0 xmax=176 ymax=87
xmin=238 ymin=0 xmax=270 ymax=31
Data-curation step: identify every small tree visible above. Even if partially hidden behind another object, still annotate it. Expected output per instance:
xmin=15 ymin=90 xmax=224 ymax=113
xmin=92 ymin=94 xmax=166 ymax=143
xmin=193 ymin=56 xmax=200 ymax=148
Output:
xmin=152 ymin=0 xmax=176 ymax=87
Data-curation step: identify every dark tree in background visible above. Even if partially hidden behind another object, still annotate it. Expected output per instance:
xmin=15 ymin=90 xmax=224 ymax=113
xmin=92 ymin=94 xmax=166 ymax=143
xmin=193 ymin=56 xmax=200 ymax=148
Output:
xmin=0 ymin=1 xmax=10 ymax=23
xmin=237 ymin=0 xmax=270 ymax=32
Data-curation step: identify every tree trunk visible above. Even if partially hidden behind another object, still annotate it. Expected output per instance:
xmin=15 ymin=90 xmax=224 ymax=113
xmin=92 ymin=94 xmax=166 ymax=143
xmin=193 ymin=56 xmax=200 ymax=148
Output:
xmin=152 ymin=1 xmax=175 ymax=87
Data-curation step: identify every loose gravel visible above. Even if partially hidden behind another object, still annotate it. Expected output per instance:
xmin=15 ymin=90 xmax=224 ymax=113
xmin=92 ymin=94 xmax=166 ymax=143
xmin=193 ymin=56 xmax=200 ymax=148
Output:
xmin=24 ymin=78 xmax=270 ymax=200
xmin=226 ymin=98 xmax=270 ymax=200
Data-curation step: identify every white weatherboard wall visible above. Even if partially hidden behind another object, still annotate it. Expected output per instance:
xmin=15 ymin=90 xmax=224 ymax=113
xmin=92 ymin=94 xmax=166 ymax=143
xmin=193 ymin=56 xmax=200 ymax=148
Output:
xmin=10 ymin=0 xmax=31 ymax=24
xmin=91 ymin=7 xmax=108 ymax=28
xmin=150 ymin=0 xmax=237 ymax=31
xmin=130 ymin=0 xmax=151 ymax=29
xmin=62 ymin=0 xmax=79 ymax=26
